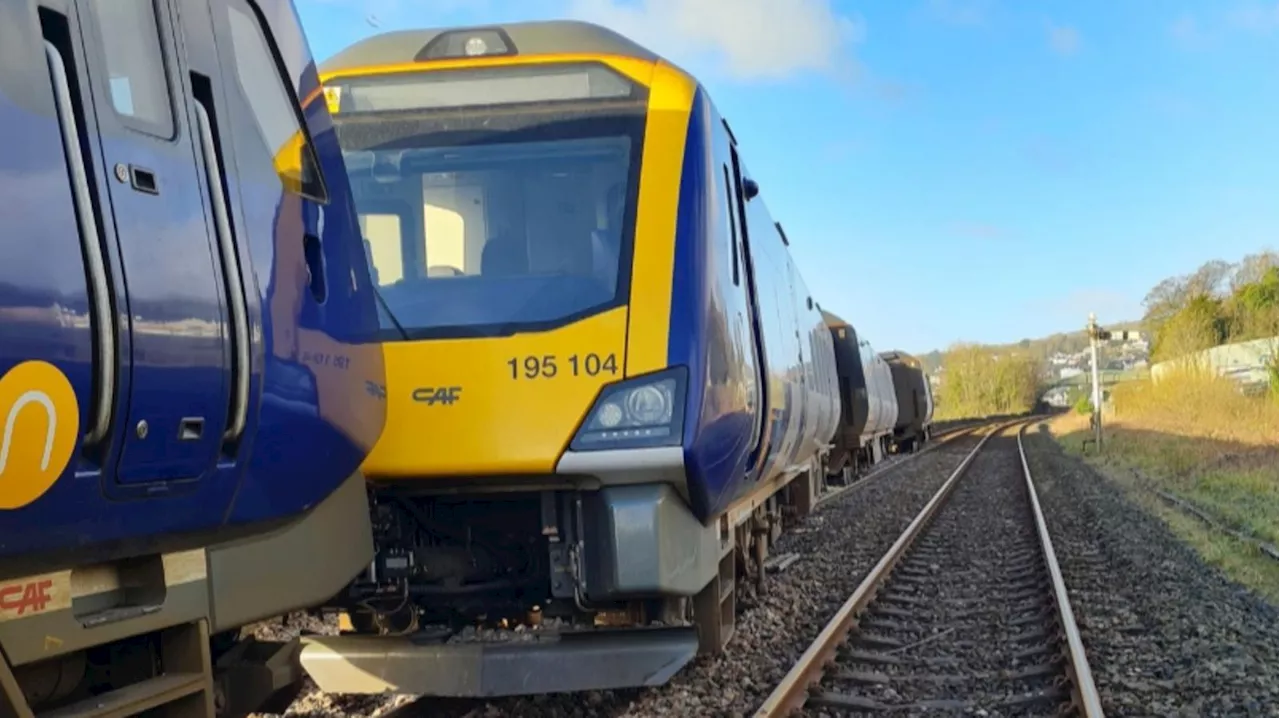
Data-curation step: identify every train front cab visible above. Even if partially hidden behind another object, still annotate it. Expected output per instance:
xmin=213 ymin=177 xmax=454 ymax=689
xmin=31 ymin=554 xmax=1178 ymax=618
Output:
xmin=298 ymin=21 xmax=840 ymax=698
xmin=0 ymin=1 xmax=385 ymax=716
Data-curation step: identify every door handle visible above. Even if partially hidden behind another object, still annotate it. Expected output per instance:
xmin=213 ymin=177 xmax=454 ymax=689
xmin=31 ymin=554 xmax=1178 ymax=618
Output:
xmin=193 ymin=100 xmax=250 ymax=444
xmin=44 ymin=41 xmax=117 ymax=445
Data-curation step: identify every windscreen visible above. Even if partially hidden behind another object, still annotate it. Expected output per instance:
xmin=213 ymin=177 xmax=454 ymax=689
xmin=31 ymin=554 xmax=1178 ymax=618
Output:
xmin=331 ymin=62 xmax=647 ymax=340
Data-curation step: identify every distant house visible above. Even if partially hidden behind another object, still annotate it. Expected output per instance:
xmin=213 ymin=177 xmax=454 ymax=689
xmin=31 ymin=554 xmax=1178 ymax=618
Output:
xmin=1059 ymin=367 xmax=1084 ymax=380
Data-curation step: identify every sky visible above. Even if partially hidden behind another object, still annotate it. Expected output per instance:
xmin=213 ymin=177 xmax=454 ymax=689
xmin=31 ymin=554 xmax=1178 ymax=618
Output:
xmin=294 ymin=0 xmax=1279 ymax=354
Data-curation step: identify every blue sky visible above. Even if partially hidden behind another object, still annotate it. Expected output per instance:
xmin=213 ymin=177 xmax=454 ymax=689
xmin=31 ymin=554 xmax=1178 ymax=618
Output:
xmin=295 ymin=0 xmax=1279 ymax=354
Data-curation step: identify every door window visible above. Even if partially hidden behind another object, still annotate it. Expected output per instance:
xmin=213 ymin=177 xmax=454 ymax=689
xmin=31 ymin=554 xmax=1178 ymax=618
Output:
xmin=87 ymin=0 xmax=173 ymax=137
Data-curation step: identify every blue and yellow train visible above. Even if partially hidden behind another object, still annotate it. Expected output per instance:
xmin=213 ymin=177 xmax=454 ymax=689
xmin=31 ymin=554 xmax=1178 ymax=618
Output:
xmin=2 ymin=9 xmax=937 ymax=706
xmin=0 ymin=0 xmax=385 ymax=714
xmin=293 ymin=20 xmax=935 ymax=698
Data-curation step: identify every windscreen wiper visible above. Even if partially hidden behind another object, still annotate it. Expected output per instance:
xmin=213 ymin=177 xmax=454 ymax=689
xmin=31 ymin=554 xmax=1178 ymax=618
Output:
xmin=372 ymin=285 xmax=411 ymax=341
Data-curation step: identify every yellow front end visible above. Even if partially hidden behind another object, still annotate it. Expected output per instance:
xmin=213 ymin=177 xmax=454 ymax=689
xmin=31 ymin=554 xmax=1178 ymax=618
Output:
xmin=369 ymin=307 xmax=628 ymax=476
xmin=322 ymin=53 xmax=696 ymax=482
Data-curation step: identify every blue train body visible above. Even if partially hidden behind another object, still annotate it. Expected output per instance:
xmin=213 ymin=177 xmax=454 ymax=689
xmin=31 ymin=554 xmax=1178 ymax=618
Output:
xmin=670 ymin=87 xmax=840 ymax=522
xmin=0 ymin=0 xmax=384 ymax=565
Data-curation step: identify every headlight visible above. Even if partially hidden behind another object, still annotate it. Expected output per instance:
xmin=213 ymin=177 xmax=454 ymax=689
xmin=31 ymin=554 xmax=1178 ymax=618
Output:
xmin=570 ymin=367 xmax=687 ymax=451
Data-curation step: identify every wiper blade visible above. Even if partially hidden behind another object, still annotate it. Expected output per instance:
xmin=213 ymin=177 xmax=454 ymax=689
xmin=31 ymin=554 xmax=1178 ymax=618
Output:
xmin=372 ymin=286 xmax=410 ymax=341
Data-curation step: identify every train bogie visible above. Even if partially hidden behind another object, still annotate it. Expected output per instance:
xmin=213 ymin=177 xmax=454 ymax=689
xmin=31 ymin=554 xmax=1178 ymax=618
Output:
xmin=1 ymin=0 xmax=384 ymax=714
xmin=304 ymin=20 xmax=841 ymax=698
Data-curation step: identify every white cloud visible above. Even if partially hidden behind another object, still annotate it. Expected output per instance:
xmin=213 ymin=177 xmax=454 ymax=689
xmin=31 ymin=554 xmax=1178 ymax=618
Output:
xmin=1046 ymin=22 xmax=1080 ymax=55
xmin=566 ymin=0 xmax=863 ymax=81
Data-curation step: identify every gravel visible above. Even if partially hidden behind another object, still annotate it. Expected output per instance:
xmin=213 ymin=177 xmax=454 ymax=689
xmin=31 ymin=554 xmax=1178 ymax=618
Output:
xmin=1022 ymin=426 xmax=1279 ymax=717
xmin=804 ymin=434 xmax=1068 ymax=717
xmin=252 ymin=433 xmax=983 ymax=718
xmin=609 ymin=434 xmax=984 ymax=718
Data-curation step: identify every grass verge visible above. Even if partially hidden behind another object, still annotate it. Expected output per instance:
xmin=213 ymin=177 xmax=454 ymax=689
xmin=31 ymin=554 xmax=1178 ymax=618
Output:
xmin=1044 ymin=370 xmax=1278 ymax=603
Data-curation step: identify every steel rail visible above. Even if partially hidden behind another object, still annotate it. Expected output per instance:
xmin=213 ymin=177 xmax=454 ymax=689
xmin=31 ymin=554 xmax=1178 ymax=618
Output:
xmin=1017 ymin=423 xmax=1105 ymax=717
xmin=752 ymin=420 xmax=1012 ymax=717
xmin=815 ymin=419 xmax=990 ymax=509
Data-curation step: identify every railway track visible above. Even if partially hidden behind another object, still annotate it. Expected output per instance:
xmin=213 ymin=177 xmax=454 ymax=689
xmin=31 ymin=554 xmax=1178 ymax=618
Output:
xmin=814 ymin=421 xmax=987 ymax=509
xmin=755 ymin=420 xmax=1103 ymax=717
xmin=305 ymin=424 xmax=1001 ymax=718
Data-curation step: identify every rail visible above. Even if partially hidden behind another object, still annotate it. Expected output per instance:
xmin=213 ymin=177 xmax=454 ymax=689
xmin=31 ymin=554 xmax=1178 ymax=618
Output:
xmin=754 ymin=418 xmax=1103 ymax=717
xmin=1017 ymin=422 xmax=1104 ymax=717
xmin=815 ymin=418 xmax=991 ymax=509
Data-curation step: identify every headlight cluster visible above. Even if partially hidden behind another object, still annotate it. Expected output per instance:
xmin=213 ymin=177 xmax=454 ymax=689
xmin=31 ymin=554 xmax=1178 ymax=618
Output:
xmin=571 ymin=368 xmax=687 ymax=451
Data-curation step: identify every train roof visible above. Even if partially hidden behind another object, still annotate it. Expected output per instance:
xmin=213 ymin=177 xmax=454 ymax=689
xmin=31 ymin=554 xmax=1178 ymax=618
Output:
xmin=879 ymin=350 xmax=922 ymax=369
xmin=821 ymin=309 xmax=850 ymax=329
xmin=320 ymin=20 xmax=662 ymax=75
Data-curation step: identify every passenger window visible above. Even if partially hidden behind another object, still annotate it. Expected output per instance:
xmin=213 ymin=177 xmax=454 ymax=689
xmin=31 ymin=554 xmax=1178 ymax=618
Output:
xmin=225 ymin=0 xmax=327 ymax=201
xmin=722 ymin=165 xmax=741 ymax=285
xmin=359 ymin=213 xmax=405 ymax=286
xmin=89 ymin=0 xmax=173 ymax=136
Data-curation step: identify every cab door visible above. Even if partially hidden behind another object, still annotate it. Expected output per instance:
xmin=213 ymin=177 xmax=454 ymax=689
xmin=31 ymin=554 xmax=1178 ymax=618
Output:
xmin=72 ymin=0 xmax=237 ymax=484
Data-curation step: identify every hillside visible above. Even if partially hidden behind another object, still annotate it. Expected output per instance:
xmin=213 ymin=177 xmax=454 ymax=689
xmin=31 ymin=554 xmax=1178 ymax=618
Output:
xmin=918 ymin=320 xmax=1145 ymax=375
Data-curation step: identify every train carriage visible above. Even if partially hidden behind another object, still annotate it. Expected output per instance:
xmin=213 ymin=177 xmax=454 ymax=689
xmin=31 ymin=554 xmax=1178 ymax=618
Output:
xmin=300 ymin=20 xmax=842 ymax=697
xmin=822 ymin=311 xmax=899 ymax=479
xmin=881 ymin=350 xmax=934 ymax=452
xmin=0 ymin=0 xmax=385 ymax=714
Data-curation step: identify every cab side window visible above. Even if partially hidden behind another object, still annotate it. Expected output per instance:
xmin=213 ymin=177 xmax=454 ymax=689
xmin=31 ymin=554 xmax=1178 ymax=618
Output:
xmin=224 ymin=0 xmax=327 ymax=201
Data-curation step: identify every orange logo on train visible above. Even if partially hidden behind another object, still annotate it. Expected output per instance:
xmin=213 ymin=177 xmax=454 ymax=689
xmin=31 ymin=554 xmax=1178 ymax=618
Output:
xmin=0 ymin=360 xmax=80 ymax=509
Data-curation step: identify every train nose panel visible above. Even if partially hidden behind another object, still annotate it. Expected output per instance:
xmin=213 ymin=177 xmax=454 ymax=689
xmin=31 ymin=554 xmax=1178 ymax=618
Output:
xmin=363 ymin=307 xmax=630 ymax=478
xmin=299 ymin=626 xmax=698 ymax=696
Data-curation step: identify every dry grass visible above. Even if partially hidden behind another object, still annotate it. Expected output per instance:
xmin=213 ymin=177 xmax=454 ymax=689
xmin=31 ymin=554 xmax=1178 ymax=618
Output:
xmin=1046 ymin=371 xmax=1278 ymax=602
xmin=1111 ymin=366 xmax=1278 ymax=446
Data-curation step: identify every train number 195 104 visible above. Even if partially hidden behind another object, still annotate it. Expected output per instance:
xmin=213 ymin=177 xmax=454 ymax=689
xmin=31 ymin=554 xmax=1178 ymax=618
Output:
xmin=507 ymin=353 xmax=618 ymax=380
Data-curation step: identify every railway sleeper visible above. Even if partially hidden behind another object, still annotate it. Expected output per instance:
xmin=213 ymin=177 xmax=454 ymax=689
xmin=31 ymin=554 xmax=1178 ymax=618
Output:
xmin=866 ymin=606 xmax=917 ymax=620
xmin=852 ymin=634 xmax=905 ymax=650
xmin=838 ymin=649 xmax=905 ymax=666
xmin=858 ymin=618 xmax=929 ymax=634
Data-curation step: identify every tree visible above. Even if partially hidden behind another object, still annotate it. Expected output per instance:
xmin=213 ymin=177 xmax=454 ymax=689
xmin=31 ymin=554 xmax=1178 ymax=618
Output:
xmin=935 ymin=343 xmax=1043 ymax=419
xmin=1185 ymin=259 xmax=1233 ymax=299
xmin=1143 ymin=275 xmax=1191 ymax=336
xmin=1225 ymin=265 xmax=1279 ymax=342
xmin=1152 ymin=294 xmax=1225 ymax=361
xmin=1230 ymin=250 xmax=1280 ymax=293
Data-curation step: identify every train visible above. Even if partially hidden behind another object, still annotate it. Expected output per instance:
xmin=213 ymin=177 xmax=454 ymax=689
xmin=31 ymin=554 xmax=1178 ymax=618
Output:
xmin=881 ymin=350 xmax=936 ymax=453
xmin=823 ymin=311 xmax=899 ymax=480
xmin=295 ymin=20 xmax=934 ymax=699
xmin=0 ymin=0 xmax=385 ymax=716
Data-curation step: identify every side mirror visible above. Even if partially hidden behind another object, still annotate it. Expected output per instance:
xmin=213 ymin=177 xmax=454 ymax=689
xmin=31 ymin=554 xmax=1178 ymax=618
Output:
xmin=743 ymin=178 xmax=760 ymax=201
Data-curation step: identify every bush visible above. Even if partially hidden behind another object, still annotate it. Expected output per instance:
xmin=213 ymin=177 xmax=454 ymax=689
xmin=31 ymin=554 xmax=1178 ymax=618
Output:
xmin=935 ymin=343 xmax=1043 ymax=420
xmin=1072 ymin=392 xmax=1093 ymax=415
